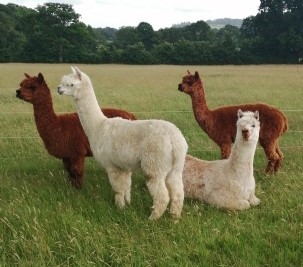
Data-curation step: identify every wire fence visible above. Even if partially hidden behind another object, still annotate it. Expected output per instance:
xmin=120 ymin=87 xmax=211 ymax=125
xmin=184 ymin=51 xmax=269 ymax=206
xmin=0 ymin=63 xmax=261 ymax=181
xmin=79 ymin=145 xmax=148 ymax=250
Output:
xmin=0 ymin=109 xmax=302 ymax=160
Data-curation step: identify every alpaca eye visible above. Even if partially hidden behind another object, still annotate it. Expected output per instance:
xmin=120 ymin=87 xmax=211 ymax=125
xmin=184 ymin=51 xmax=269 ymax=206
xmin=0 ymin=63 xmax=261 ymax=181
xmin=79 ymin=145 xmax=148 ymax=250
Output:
xmin=71 ymin=84 xmax=74 ymax=86
xmin=252 ymin=124 xmax=255 ymax=128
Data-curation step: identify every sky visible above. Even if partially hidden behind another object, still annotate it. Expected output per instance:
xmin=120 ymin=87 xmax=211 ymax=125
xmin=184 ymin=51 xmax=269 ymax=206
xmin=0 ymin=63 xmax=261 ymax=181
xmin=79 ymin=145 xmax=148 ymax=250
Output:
xmin=1 ymin=0 xmax=261 ymax=30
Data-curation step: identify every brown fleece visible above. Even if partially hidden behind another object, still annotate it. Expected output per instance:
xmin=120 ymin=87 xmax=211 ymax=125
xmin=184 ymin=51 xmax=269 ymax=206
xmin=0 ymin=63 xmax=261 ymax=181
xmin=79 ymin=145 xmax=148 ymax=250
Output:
xmin=178 ymin=71 xmax=288 ymax=173
xmin=16 ymin=73 xmax=136 ymax=189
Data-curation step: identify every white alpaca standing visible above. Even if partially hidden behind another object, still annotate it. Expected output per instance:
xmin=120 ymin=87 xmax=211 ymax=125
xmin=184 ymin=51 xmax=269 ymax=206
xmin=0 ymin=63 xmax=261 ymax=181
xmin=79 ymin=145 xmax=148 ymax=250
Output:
xmin=58 ymin=67 xmax=188 ymax=220
xmin=183 ymin=109 xmax=261 ymax=210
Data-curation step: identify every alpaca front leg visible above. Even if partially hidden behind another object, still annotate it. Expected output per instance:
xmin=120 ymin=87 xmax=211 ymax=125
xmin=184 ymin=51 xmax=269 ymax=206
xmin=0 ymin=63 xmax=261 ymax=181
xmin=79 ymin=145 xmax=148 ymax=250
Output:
xmin=70 ymin=157 xmax=85 ymax=189
xmin=62 ymin=157 xmax=84 ymax=189
xmin=260 ymin=140 xmax=280 ymax=174
xmin=107 ymin=168 xmax=132 ymax=209
xmin=208 ymin=190 xmax=251 ymax=210
xmin=146 ymin=177 xmax=170 ymax=220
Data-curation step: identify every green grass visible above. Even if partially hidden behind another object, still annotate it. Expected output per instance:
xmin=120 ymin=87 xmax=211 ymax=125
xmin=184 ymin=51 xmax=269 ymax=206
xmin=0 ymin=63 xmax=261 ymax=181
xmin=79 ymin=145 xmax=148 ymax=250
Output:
xmin=0 ymin=64 xmax=303 ymax=266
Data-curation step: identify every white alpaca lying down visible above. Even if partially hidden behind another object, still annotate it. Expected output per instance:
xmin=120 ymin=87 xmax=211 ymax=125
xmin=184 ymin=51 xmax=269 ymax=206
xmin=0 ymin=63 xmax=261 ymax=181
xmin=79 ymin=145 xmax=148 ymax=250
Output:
xmin=58 ymin=67 xmax=188 ymax=220
xmin=183 ymin=109 xmax=261 ymax=210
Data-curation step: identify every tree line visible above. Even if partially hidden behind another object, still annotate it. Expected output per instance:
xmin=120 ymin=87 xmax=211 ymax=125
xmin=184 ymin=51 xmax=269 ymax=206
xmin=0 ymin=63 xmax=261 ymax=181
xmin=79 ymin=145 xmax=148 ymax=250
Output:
xmin=0 ymin=1 xmax=302 ymax=64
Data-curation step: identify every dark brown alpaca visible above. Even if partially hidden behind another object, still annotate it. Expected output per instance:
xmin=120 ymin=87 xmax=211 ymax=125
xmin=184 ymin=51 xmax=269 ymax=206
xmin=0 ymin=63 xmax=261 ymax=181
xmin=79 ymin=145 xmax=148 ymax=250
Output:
xmin=178 ymin=71 xmax=288 ymax=174
xmin=16 ymin=73 xmax=136 ymax=189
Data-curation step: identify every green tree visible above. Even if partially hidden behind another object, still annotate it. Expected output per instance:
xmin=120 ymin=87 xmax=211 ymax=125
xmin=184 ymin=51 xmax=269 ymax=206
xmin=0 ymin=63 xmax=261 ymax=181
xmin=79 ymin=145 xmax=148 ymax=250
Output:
xmin=21 ymin=3 xmax=98 ymax=63
xmin=136 ymin=22 xmax=156 ymax=50
xmin=157 ymin=27 xmax=184 ymax=43
xmin=121 ymin=42 xmax=153 ymax=64
xmin=152 ymin=42 xmax=176 ymax=64
xmin=242 ymin=0 xmax=303 ymax=62
xmin=36 ymin=3 xmax=81 ymax=62
xmin=0 ymin=4 xmax=31 ymax=62
xmin=113 ymin=26 xmax=139 ymax=49
xmin=184 ymin=20 xmax=214 ymax=42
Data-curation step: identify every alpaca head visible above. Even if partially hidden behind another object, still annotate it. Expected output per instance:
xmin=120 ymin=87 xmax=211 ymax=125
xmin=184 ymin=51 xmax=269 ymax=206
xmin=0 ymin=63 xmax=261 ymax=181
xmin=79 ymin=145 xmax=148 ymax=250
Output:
xmin=58 ymin=66 xmax=91 ymax=100
xmin=236 ymin=109 xmax=260 ymax=143
xmin=178 ymin=70 xmax=202 ymax=95
xmin=16 ymin=73 xmax=48 ymax=104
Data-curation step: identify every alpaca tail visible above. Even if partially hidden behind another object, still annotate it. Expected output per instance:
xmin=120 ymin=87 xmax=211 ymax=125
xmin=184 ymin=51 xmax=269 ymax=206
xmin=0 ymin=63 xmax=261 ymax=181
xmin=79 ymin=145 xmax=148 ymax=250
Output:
xmin=283 ymin=116 xmax=289 ymax=134
xmin=170 ymin=133 xmax=188 ymax=173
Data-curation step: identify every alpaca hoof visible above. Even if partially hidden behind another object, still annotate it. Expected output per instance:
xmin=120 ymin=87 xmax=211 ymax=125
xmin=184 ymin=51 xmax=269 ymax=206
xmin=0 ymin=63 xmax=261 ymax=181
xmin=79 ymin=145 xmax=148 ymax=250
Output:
xmin=265 ymin=162 xmax=276 ymax=174
xmin=115 ymin=194 xmax=126 ymax=209
xmin=169 ymin=205 xmax=182 ymax=219
xmin=148 ymin=211 xmax=162 ymax=220
xmin=170 ymin=211 xmax=181 ymax=220
xmin=249 ymin=196 xmax=261 ymax=206
xmin=235 ymin=200 xmax=250 ymax=210
xmin=70 ymin=177 xmax=83 ymax=190
xmin=125 ymin=196 xmax=131 ymax=205
xmin=124 ymin=191 xmax=131 ymax=205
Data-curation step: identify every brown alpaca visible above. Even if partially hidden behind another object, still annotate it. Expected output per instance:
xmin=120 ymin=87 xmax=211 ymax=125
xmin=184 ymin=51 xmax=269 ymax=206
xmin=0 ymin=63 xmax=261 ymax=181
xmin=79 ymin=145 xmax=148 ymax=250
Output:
xmin=178 ymin=71 xmax=288 ymax=174
xmin=16 ymin=73 xmax=136 ymax=189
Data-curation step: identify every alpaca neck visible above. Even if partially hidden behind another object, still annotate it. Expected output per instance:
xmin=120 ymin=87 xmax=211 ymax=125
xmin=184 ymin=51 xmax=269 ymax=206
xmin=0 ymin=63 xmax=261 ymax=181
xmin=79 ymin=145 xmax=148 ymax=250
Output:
xmin=190 ymin=82 xmax=212 ymax=131
xmin=32 ymin=88 xmax=58 ymax=137
xmin=74 ymin=80 xmax=106 ymax=139
xmin=228 ymin=141 xmax=257 ymax=175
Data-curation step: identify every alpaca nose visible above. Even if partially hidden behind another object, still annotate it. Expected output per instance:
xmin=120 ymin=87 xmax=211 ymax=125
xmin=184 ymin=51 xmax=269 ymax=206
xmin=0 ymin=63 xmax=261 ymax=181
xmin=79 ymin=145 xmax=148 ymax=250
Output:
xmin=242 ymin=129 xmax=249 ymax=139
xmin=178 ymin=84 xmax=183 ymax=91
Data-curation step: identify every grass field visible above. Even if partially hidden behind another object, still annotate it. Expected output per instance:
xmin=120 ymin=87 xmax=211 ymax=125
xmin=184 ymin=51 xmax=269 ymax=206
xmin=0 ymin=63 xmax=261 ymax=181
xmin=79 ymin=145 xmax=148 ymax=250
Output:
xmin=0 ymin=63 xmax=302 ymax=266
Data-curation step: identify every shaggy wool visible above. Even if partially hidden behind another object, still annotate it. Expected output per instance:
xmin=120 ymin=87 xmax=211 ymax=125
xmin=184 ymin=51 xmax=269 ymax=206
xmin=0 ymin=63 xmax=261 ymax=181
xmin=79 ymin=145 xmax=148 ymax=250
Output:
xmin=178 ymin=70 xmax=288 ymax=173
xmin=58 ymin=67 xmax=188 ymax=220
xmin=183 ymin=109 xmax=261 ymax=210
xmin=16 ymin=72 xmax=136 ymax=189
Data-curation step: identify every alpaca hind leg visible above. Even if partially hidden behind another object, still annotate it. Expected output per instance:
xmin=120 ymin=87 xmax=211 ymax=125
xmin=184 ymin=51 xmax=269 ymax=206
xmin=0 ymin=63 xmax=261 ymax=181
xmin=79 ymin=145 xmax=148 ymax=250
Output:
xmin=259 ymin=140 xmax=280 ymax=174
xmin=274 ymin=144 xmax=284 ymax=172
xmin=124 ymin=172 xmax=132 ymax=205
xmin=146 ymin=176 xmax=170 ymax=220
xmin=107 ymin=168 xmax=132 ymax=209
xmin=165 ymin=171 xmax=184 ymax=219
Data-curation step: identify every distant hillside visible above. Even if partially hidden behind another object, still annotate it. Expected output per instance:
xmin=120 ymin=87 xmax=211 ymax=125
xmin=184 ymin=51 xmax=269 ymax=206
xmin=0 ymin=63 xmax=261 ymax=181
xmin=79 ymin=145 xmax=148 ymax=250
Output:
xmin=206 ymin=18 xmax=242 ymax=29
xmin=172 ymin=18 xmax=242 ymax=29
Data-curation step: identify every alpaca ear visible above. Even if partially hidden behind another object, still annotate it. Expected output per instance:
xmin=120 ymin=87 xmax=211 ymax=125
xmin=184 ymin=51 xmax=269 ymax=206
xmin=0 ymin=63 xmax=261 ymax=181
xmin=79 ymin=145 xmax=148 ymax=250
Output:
xmin=72 ymin=66 xmax=82 ymax=80
xmin=254 ymin=110 xmax=259 ymax=120
xmin=71 ymin=66 xmax=76 ymax=74
xmin=194 ymin=71 xmax=200 ymax=79
xmin=24 ymin=73 xmax=30 ymax=78
xmin=238 ymin=109 xmax=243 ymax=118
xmin=37 ymin=73 xmax=45 ymax=85
xmin=187 ymin=70 xmax=191 ymax=75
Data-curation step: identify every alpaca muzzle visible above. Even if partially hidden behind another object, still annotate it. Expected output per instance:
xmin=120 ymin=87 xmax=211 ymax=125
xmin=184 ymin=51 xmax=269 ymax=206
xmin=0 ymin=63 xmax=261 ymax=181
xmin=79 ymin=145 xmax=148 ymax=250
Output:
xmin=178 ymin=83 xmax=184 ymax=92
xmin=16 ymin=89 xmax=22 ymax=99
xmin=242 ymin=129 xmax=249 ymax=140
xmin=57 ymin=86 xmax=63 ymax=95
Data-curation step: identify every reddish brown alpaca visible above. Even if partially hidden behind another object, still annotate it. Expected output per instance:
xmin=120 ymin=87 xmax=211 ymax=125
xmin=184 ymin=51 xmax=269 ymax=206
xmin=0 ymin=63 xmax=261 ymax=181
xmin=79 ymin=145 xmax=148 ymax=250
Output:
xmin=16 ymin=73 xmax=136 ymax=189
xmin=178 ymin=71 xmax=288 ymax=174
